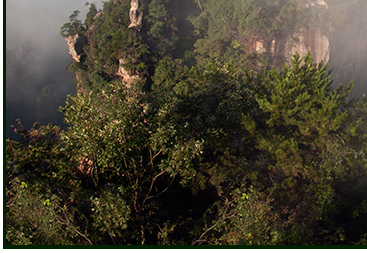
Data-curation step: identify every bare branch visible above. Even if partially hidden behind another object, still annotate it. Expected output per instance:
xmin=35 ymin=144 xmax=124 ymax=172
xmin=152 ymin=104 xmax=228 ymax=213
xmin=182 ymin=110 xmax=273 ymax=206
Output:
xmin=144 ymin=174 xmax=176 ymax=204
xmin=192 ymin=223 xmax=217 ymax=245
xmin=192 ymin=195 xmax=239 ymax=245
xmin=197 ymin=0 xmax=203 ymax=12
xmin=143 ymin=169 xmax=169 ymax=206
xmin=74 ymin=227 xmax=94 ymax=245
xmin=141 ymin=224 xmax=145 ymax=245
xmin=192 ymin=239 xmax=214 ymax=245
xmin=147 ymin=149 xmax=163 ymax=168
xmin=56 ymin=207 xmax=93 ymax=245
xmin=121 ymin=157 xmax=133 ymax=180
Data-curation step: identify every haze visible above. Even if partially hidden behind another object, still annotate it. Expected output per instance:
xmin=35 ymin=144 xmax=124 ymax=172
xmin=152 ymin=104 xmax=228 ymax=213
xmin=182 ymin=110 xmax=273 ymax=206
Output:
xmin=6 ymin=0 xmax=104 ymax=139
xmin=5 ymin=0 xmax=367 ymax=139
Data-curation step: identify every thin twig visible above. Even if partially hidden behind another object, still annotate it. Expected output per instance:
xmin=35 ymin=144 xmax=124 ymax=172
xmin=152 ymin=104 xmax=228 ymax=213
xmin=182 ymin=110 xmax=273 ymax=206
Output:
xmin=197 ymin=0 xmax=203 ymax=12
xmin=74 ymin=228 xmax=94 ymax=245
xmin=192 ymin=195 xmax=239 ymax=245
xmin=143 ymin=169 xmax=168 ymax=206
xmin=192 ymin=223 xmax=218 ymax=245
xmin=141 ymin=224 xmax=145 ymax=245
xmin=56 ymin=212 xmax=93 ymax=245
xmin=145 ymin=174 xmax=176 ymax=203
xmin=147 ymin=149 xmax=163 ymax=167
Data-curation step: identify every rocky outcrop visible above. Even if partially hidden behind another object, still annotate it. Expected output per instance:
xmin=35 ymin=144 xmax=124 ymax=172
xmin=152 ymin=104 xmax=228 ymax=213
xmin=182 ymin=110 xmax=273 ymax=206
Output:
xmin=304 ymin=0 xmax=328 ymax=8
xmin=245 ymin=0 xmax=330 ymax=64
xmin=246 ymin=26 xmax=330 ymax=64
xmin=117 ymin=59 xmax=140 ymax=87
xmin=128 ymin=0 xmax=143 ymax=29
xmin=286 ymin=26 xmax=330 ymax=63
xmin=65 ymin=34 xmax=87 ymax=62
xmin=65 ymin=4 xmax=142 ymax=89
xmin=246 ymin=37 xmax=266 ymax=54
xmin=285 ymin=0 xmax=329 ymax=63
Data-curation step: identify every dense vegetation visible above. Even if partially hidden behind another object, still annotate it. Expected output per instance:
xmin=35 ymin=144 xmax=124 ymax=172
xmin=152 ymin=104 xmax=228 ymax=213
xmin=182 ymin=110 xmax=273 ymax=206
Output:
xmin=6 ymin=0 xmax=367 ymax=245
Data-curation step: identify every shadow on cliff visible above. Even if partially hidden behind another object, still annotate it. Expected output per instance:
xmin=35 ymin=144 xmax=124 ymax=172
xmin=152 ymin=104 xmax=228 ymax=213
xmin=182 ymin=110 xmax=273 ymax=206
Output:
xmin=328 ymin=1 xmax=367 ymax=99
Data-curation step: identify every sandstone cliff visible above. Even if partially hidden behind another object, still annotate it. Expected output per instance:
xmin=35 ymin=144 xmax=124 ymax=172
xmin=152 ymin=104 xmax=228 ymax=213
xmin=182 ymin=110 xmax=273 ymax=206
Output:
xmin=284 ymin=0 xmax=329 ymax=63
xmin=65 ymin=0 xmax=143 ymax=89
xmin=116 ymin=58 xmax=140 ymax=88
xmin=286 ymin=26 xmax=330 ymax=63
xmin=128 ymin=0 xmax=143 ymax=29
xmin=65 ymin=34 xmax=87 ymax=62
xmin=246 ymin=0 xmax=330 ymax=64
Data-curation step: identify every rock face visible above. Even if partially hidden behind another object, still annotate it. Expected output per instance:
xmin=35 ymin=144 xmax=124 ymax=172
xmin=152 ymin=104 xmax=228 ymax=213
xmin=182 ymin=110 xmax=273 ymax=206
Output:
xmin=285 ymin=0 xmax=329 ymax=63
xmin=286 ymin=26 xmax=330 ymax=63
xmin=245 ymin=0 xmax=330 ymax=64
xmin=65 ymin=34 xmax=87 ymax=62
xmin=305 ymin=0 xmax=328 ymax=8
xmin=65 ymin=2 xmax=144 ymax=89
xmin=246 ymin=26 xmax=330 ymax=65
xmin=128 ymin=0 xmax=143 ymax=29
xmin=117 ymin=59 xmax=140 ymax=87
xmin=246 ymin=37 xmax=267 ymax=54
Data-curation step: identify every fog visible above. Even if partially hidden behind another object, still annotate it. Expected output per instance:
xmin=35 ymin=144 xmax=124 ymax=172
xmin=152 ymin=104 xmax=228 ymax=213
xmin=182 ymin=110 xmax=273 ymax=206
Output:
xmin=5 ymin=0 xmax=367 ymax=139
xmin=6 ymin=0 xmax=104 ymax=139
xmin=328 ymin=1 xmax=367 ymax=99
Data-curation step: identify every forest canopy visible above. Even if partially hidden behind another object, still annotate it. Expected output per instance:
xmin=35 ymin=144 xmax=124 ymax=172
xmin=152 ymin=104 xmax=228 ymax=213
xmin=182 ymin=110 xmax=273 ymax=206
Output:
xmin=6 ymin=0 xmax=367 ymax=246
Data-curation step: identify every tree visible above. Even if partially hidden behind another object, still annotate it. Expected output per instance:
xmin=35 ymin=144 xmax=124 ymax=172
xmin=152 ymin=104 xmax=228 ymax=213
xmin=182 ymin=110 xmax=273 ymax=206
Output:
xmin=237 ymin=53 xmax=367 ymax=244
xmin=6 ymin=121 xmax=90 ymax=245
xmin=7 ymin=0 xmax=367 ymax=246
xmin=60 ymin=78 xmax=204 ymax=244
xmin=85 ymin=3 xmax=98 ymax=28
xmin=60 ymin=10 xmax=85 ymax=38
xmin=146 ymin=0 xmax=179 ymax=57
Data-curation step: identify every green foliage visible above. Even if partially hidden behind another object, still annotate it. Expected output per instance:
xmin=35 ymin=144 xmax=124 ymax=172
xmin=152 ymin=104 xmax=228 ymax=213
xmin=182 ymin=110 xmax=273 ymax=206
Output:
xmin=91 ymin=184 xmax=130 ymax=240
xmin=59 ymin=78 xmax=205 ymax=244
xmin=7 ymin=52 xmax=367 ymax=245
xmin=6 ymin=0 xmax=367 ymax=246
xmin=146 ymin=0 xmax=178 ymax=57
xmin=216 ymin=186 xmax=284 ymax=245
xmin=151 ymin=57 xmax=259 ymax=193
xmin=239 ymin=53 xmax=367 ymax=244
xmin=6 ymin=120 xmax=63 ymax=183
xmin=233 ymin=0 xmax=313 ymax=38
xmin=190 ymin=0 xmax=319 ymax=72
xmin=85 ymin=3 xmax=98 ymax=28
xmin=245 ymin=53 xmax=358 ymax=179
xmin=6 ymin=178 xmax=73 ymax=245
xmin=6 ymin=121 xmax=88 ymax=245
xmin=60 ymin=10 xmax=85 ymax=38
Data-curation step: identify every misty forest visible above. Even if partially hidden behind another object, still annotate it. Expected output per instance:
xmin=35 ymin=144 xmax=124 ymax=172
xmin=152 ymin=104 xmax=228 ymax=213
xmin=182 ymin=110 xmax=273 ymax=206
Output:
xmin=6 ymin=0 xmax=367 ymax=246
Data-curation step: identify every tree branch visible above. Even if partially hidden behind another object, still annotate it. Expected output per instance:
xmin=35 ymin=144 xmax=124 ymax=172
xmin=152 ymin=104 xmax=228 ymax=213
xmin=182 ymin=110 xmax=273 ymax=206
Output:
xmin=147 ymin=149 xmax=163 ymax=168
xmin=145 ymin=174 xmax=176 ymax=204
xmin=56 ymin=208 xmax=93 ymax=245
xmin=197 ymin=0 xmax=203 ymax=12
xmin=192 ymin=223 xmax=217 ymax=245
xmin=143 ymin=169 xmax=169 ymax=206
xmin=192 ymin=196 xmax=238 ymax=245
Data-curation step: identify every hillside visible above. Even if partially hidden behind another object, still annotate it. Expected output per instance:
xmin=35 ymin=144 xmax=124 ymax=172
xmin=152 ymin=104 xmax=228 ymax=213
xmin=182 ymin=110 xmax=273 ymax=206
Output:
xmin=6 ymin=0 xmax=367 ymax=246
